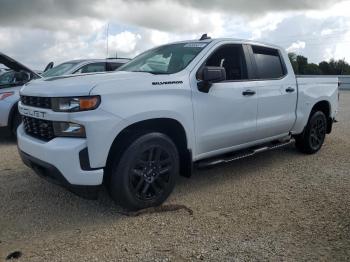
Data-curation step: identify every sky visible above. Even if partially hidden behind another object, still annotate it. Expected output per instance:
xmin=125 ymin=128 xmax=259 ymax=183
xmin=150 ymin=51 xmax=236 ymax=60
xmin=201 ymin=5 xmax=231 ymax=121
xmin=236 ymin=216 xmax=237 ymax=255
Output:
xmin=0 ymin=0 xmax=350 ymax=70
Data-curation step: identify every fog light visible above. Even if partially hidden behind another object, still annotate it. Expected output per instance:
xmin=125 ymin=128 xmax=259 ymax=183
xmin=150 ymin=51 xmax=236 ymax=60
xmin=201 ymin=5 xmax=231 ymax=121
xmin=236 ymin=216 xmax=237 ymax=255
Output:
xmin=53 ymin=122 xmax=86 ymax=138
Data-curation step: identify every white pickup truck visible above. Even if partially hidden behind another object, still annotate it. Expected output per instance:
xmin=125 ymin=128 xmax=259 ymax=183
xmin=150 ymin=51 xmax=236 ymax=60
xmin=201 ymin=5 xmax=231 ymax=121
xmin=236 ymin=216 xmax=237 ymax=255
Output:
xmin=17 ymin=36 xmax=339 ymax=210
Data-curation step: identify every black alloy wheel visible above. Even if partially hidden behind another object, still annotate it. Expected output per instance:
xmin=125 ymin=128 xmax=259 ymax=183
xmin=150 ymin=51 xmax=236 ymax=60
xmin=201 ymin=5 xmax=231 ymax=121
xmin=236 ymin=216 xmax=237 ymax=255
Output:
xmin=129 ymin=145 xmax=173 ymax=201
xmin=295 ymin=111 xmax=327 ymax=154
xmin=108 ymin=132 xmax=179 ymax=210
xmin=309 ymin=115 xmax=326 ymax=151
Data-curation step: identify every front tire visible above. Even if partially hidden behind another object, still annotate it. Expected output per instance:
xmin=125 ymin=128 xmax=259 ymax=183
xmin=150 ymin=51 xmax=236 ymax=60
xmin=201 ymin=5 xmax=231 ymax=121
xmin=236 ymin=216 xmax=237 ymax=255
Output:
xmin=108 ymin=132 xmax=179 ymax=211
xmin=295 ymin=111 xmax=327 ymax=154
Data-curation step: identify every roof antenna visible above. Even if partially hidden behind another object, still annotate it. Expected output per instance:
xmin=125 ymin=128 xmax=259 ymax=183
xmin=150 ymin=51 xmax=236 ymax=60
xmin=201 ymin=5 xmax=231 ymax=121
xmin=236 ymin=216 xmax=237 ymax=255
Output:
xmin=199 ymin=33 xmax=211 ymax=41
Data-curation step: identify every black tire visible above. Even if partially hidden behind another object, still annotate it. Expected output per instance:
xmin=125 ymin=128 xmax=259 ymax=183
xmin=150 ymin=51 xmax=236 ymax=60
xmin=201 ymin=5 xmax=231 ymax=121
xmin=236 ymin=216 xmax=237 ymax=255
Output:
xmin=108 ymin=132 xmax=179 ymax=211
xmin=11 ymin=110 xmax=22 ymax=137
xmin=295 ymin=111 xmax=327 ymax=154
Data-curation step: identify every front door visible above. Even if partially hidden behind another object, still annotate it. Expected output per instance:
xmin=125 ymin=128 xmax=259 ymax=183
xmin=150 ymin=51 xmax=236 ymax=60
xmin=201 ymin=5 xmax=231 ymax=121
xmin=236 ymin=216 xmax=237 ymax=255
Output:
xmin=191 ymin=44 xmax=258 ymax=157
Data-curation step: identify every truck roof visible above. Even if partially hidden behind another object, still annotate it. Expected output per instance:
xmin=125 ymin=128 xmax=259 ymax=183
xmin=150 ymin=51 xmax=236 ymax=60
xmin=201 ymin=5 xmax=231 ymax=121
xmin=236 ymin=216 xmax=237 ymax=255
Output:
xmin=169 ymin=38 xmax=283 ymax=51
xmin=62 ymin=58 xmax=131 ymax=64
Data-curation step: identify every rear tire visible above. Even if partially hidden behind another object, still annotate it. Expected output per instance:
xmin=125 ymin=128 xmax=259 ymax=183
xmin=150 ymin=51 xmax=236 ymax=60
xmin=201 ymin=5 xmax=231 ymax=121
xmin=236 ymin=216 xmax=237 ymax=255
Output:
xmin=295 ymin=111 xmax=327 ymax=154
xmin=108 ymin=132 xmax=179 ymax=211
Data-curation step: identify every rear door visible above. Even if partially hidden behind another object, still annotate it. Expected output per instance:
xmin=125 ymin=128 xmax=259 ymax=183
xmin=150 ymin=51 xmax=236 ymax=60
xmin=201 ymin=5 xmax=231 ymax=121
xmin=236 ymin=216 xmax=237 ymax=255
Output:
xmin=247 ymin=45 xmax=297 ymax=139
xmin=191 ymin=43 xmax=258 ymax=157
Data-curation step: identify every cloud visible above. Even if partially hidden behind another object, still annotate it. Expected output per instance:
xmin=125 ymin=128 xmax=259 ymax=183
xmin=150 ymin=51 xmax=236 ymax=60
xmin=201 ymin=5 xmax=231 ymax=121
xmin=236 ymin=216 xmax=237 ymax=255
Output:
xmin=0 ymin=0 xmax=349 ymax=69
xmin=156 ymin=0 xmax=344 ymax=15
xmin=286 ymin=41 xmax=306 ymax=52
xmin=107 ymin=31 xmax=142 ymax=57
xmin=0 ymin=0 xmax=345 ymax=33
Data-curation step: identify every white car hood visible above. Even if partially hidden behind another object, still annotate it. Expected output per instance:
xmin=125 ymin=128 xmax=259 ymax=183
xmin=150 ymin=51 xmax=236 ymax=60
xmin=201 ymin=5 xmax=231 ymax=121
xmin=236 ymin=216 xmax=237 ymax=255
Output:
xmin=20 ymin=71 xmax=152 ymax=97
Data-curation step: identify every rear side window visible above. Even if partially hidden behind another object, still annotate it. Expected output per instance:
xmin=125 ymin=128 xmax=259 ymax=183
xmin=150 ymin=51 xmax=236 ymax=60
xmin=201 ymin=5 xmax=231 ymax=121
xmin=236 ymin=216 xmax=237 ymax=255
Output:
xmin=107 ymin=62 xmax=123 ymax=71
xmin=252 ymin=46 xmax=285 ymax=79
xmin=74 ymin=62 xmax=106 ymax=74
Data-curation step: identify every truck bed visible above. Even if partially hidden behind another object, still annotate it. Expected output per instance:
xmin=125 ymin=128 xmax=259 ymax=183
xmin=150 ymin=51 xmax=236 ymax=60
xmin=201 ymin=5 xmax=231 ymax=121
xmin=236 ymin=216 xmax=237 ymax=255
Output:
xmin=296 ymin=75 xmax=339 ymax=86
xmin=291 ymin=75 xmax=339 ymax=134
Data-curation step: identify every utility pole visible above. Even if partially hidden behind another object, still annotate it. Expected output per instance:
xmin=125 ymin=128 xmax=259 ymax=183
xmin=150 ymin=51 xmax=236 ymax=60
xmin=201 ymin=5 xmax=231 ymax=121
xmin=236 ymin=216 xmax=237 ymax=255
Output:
xmin=106 ymin=23 xmax=110 ymax=58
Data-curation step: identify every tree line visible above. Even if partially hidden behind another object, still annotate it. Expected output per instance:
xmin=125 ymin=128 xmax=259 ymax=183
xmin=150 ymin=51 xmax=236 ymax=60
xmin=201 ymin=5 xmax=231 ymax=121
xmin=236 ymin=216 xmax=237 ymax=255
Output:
xmin=288 ymin=53 xmax=350 ymax=75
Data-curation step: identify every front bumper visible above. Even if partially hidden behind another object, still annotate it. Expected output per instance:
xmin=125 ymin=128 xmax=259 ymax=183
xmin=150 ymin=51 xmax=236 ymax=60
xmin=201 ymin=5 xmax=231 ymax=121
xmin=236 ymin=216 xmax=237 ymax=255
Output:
xmin=19 ymin=150 xmax=100 ymax=199
xmin=17 ymin=125 xmax=104 ymax=188
xmin=0 ymin=99 xmax=12 ymax=127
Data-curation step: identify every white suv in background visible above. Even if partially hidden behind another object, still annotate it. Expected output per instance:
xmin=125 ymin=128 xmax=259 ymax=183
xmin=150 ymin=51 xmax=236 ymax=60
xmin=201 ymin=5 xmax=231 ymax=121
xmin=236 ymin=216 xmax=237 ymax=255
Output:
xmin=41 ymin=58 xmax=130 ymax=78
xmin=0 ymin=56 xmax=130 ymax=136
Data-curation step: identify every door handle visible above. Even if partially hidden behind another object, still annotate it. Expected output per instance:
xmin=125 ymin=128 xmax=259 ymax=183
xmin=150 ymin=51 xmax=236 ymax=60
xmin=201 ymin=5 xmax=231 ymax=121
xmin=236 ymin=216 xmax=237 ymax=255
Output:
xmin=242 ymin=89 xmax=256 ymax=96
xmin=286 ymin=87 xmax=295 ymax=93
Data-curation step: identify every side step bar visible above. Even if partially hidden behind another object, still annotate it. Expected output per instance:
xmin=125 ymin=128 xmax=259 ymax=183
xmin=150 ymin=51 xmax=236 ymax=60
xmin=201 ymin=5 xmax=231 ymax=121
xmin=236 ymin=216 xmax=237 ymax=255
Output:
xmin=196 ymin=140 xmax=294 ymax=169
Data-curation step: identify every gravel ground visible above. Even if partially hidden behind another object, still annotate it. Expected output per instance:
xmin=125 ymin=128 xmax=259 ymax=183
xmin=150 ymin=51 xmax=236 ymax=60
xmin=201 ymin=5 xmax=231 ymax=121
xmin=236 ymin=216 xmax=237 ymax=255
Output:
xmin=1 ymin=92 xmax=350 ymax=261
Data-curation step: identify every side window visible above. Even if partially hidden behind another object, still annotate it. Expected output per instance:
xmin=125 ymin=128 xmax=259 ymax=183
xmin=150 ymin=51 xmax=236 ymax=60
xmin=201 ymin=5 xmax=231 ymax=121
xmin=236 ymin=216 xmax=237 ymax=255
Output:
xmin=198 ymin=44 xmax=248 ymax=81
xmin=107 ymin=62 xmax=122 ymax=71
xmin=252 ymin=46 xmax=285 ymax=79
xmin=0 ymin=71 xmax=15 ymax=84
xmin=74 ymin=63 xmax=106 ymax=74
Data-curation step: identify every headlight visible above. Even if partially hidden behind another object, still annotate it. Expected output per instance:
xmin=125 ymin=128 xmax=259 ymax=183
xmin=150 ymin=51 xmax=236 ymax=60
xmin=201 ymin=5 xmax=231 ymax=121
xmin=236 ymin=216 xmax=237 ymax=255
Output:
xmin=53 ymin=122 xmax=86 ymax=137
xmin=0 ymin=92 xmax=14 ymax=100
xmin=51 ymin=96 xmax=100 ymax=112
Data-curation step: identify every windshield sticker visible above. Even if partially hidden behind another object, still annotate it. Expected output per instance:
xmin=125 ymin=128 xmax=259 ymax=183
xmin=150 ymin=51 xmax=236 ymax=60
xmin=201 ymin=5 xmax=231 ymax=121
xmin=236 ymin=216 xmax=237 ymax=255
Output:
xmin=184 ymin=43 xmax=207 ymax=48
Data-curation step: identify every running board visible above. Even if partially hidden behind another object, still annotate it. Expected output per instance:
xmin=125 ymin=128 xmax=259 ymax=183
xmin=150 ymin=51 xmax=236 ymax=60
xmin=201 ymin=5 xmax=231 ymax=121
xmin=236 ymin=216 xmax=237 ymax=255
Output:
xmin=196 ymin=140 xmax=294 ymax=169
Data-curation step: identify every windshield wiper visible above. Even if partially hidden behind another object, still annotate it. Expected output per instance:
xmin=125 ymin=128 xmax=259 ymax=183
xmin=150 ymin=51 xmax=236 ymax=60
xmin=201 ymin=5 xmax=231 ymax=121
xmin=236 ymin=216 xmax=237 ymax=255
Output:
xmin=129 ymin=70 xmax=169 ymax=75
xmin=130 ymin=70 xmax=156 ymax=75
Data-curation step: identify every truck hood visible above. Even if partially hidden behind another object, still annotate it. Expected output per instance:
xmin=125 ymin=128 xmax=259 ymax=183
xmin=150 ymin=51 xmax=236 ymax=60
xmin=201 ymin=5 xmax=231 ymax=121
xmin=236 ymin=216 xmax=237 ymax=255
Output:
xmin=0 ymin=52 xmax=41 ymax=79
xmin=20 ymin=71 xmax=160 ymax=97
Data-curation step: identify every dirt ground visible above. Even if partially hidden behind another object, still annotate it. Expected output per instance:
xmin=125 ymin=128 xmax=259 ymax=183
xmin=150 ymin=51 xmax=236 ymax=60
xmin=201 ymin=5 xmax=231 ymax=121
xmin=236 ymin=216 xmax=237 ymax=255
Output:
xmin=1 ymin=92 xmax=350 ymax=261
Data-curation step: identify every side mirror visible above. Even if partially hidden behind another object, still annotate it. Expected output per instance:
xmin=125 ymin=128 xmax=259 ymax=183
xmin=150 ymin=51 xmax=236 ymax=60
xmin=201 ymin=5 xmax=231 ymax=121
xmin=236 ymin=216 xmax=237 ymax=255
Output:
xmin=197 ymin=66 xmax=226 ymax=93
xmin=44 ymin=62 xmax=54 ymax=72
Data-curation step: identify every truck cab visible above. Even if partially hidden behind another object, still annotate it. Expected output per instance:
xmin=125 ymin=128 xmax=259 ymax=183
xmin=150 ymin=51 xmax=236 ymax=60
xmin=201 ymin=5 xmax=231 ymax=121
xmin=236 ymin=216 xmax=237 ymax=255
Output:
xmin=17 ymin=37 xmax=338 ymax=210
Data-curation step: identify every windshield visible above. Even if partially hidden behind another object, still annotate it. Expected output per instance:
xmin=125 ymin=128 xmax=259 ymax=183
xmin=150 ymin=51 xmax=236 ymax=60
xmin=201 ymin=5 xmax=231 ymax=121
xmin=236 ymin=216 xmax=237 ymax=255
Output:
xmin=42 ymin=62 xmax=79 ymax=77
xmin=118 ymin=42 xmax=208 ymax=74
xmin=0 ymin=71 xmax=15 ymax=85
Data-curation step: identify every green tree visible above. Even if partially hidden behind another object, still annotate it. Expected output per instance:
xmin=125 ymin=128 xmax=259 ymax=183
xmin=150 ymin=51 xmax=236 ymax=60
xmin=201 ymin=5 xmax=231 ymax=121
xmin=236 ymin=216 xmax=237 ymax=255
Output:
xmin=288 ymin=52 xmax=299 ymax=74
xmin=296 ymin=55 xmax=308 ymax=74
xmin=304 ymin=63 xmax=321 ymax=75
xmin=289 ymin=53 xmax=350 ymax=75
xmin=319 ymin=61 xmax=331 ymax=75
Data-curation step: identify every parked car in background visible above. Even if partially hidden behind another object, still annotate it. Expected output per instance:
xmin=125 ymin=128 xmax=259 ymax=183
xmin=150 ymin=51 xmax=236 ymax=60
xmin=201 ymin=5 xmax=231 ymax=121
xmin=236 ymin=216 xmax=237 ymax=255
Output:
xmin=0 ymin=52 xmax=42 ymax=135
xmin=17 ymin=36 xmax=338 ymax=211
xmin=0 ymin=67 xmax=10 ymax=76
xmin=41 ymin=58 xmax=130 ymax=78
xmin=0 ymin=55 xmax=130 ymax=136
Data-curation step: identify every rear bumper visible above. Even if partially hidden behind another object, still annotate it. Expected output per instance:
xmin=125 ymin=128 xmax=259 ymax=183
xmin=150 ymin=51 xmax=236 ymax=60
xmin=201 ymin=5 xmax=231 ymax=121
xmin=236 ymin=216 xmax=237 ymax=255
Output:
xmin=19 ymin=150 xmax=100 ymax=199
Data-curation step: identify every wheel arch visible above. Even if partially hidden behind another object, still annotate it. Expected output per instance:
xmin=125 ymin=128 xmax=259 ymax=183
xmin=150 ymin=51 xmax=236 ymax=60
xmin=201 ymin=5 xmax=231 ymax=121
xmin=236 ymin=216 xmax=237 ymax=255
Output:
xmin=104 ymin=118 xmax=193 ymax=185
xmin=310 ymin=100 xmax=332 ymax=134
